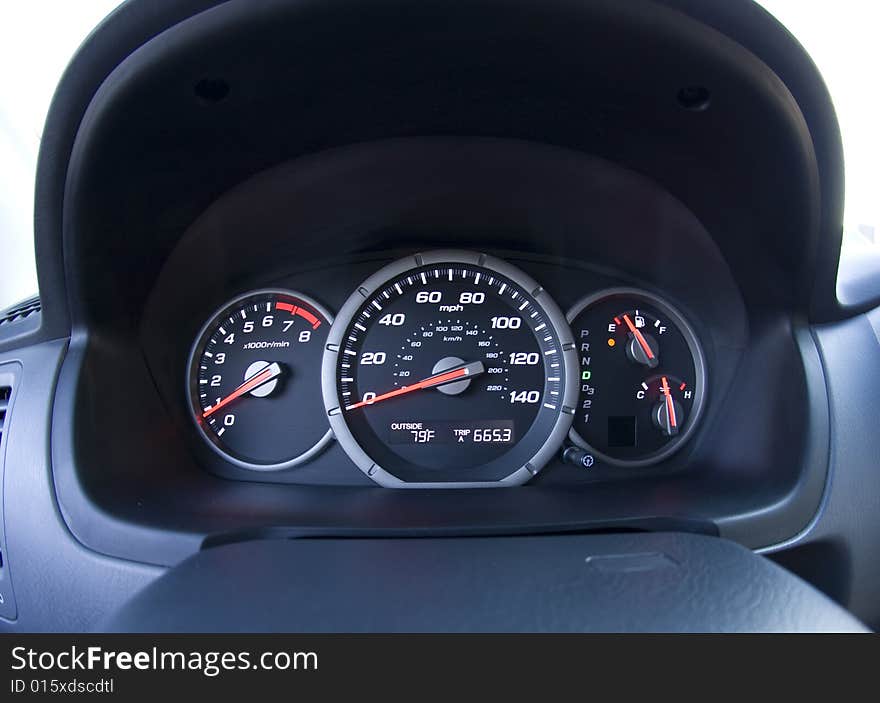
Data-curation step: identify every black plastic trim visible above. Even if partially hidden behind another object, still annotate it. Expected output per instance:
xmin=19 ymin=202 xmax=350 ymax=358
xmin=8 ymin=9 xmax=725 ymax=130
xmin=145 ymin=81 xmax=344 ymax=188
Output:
xmin=719 ymin=323 xmax=831 ymax=548
xmin=100 ymin=532 xmax=869 ymax=632
xmin=31 ymin=0 xmax=224 ymax=346
xmin=0 ymin=363 xmax=21 ymax=621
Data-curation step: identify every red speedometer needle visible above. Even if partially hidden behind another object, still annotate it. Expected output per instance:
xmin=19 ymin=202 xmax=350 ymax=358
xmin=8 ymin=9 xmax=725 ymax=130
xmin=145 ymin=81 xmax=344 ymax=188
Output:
xmin=660 ymin=375 xmax=677 ymax=431
xmin=202 ymin=362 xmax=282 ymax=418
xmin=347 ymin=361 xmax=485 ymax=410
xmin=623 ymin=314 xmax=655 ymax=361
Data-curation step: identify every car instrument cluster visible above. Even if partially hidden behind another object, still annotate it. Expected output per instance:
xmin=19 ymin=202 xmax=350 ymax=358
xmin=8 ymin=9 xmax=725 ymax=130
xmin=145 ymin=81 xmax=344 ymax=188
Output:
xmin=186 ymin=251 xmax=707 ymax=486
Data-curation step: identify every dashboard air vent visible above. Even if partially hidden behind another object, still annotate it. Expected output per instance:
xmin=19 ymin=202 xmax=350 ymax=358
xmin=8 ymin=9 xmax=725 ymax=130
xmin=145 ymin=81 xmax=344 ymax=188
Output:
xmin=0 ymin=384 xmax=9 ymax=450
xmin=0 ymin=296 xmax=41 ymax=326
xmin=0 ymin=369 xmax=16 ymax=619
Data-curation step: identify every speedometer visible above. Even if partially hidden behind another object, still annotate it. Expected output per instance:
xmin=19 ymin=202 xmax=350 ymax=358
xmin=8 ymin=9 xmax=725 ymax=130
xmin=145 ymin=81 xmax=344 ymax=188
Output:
xmin=322 ymin=251 xmax=578 ymax=487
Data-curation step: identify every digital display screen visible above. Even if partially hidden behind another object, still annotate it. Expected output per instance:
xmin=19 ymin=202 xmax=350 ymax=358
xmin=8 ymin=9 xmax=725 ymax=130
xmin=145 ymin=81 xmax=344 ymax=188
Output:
xmin=389 ymin=420 xmax=515 ymax=445
xmin=608 ymin=416 xmax=637 ymax=447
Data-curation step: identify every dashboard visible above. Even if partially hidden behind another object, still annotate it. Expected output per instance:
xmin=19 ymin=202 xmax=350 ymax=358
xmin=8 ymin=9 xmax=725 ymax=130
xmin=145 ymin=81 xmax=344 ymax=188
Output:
xmin=2 ymin=0 xmax=877 ymax=632
xmin=53 ymin=120 xmax=807 ymax=558
xmin=130 ymin=136 xmax=754 ymax=502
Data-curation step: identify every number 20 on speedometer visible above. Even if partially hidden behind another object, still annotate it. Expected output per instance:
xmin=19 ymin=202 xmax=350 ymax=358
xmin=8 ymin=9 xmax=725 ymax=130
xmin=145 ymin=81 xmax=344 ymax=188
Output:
xmin=322 ymin=250 xmax=579 ymax=487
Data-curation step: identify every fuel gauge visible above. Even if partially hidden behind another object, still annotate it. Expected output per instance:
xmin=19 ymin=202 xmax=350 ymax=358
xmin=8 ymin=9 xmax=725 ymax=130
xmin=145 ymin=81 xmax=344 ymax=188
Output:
xmin=566 ymin=288 xmax=706 ymax=466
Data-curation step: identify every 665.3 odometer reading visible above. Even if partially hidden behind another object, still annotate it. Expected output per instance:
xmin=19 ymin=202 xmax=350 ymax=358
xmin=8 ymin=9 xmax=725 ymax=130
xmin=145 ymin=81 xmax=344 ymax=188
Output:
xmin=389 ymin=420 xmax=515 ymax=445
xmin=322 ymin=250 xmax=579 ymax=487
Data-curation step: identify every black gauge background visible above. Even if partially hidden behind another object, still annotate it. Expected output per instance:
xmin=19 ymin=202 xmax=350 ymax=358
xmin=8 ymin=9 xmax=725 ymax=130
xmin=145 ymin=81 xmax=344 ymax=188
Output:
xmin=567 ymin=288 xmax=706 ymax=467
xmin=339 ymin=267 xmax=555 ymax=481
xmin=324 ymin=252 xmax=578 ymax=486
xmin=187 ymin=289 xmax=333 ymax=470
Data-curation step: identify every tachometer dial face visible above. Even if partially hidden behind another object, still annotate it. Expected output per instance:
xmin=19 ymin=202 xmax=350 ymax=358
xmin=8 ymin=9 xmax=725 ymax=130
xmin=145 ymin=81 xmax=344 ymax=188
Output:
xmin=566 ymin=288 xmax=706 ymax=466
xmin=187 ymin=289 xmax=333 ymax=470
xmin=323 ymin=251 xmax=579 ymax=487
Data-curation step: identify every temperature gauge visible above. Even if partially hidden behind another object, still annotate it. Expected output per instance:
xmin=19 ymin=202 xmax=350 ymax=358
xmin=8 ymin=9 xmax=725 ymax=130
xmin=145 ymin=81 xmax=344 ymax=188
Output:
xmin=566 ymin=288 xmax=706 ymax=466
xmin=637 ymin=374 xmax=693 ymax=437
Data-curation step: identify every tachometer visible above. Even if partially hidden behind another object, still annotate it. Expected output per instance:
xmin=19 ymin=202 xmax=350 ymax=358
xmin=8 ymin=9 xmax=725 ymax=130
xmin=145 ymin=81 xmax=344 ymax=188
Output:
xmin=322 ymin=251 xmax=578 ymax=487
xmin=187 ymin=289 xmax=333 ymax=470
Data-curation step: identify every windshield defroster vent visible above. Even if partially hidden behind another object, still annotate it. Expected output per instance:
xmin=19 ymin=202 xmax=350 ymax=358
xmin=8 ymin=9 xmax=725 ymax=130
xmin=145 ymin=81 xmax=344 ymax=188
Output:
xmin=0 ymin=296 xmax=41 ymax=327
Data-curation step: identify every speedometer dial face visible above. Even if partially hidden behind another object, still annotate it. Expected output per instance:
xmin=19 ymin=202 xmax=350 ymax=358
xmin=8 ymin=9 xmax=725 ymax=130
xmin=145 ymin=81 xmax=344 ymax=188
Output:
xmin=323 ymin=251 xmax=578 ymax=487
xmin=187 ymin=289 xmax=333 ymax=470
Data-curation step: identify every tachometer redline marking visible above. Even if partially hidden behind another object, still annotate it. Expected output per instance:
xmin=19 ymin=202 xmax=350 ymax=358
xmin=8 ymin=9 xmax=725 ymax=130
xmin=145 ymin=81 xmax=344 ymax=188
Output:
xmin=275 ymin=301 xmax=322 ymax=328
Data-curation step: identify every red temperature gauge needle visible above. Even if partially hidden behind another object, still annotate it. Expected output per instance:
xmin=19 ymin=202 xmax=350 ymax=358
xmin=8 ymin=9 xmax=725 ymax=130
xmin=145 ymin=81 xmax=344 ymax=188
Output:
xmin=660 ymin=375 xmax=677 ymax=431
xmin=347 ymin=361 xmax=485 ymax=410
xmin=202 ymin=362 xmax=282 ymax=418
xmin=623 ymin=314 xmax=655 ymax=361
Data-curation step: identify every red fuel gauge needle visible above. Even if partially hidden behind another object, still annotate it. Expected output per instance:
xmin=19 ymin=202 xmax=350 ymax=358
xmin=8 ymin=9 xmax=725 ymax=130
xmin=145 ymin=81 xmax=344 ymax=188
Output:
xmin=623 ymin=314 xmax=655 ymax=361
xmin=347 ymin=361 xmax=485 ymax=410
xmin=660 ymin=375 xmax=677 ymax=431
xmin=202 ymin=362 xmax=282 ymax=418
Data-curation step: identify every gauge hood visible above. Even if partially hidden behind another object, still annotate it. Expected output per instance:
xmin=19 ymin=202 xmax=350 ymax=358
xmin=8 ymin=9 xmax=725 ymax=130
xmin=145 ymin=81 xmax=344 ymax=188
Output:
xmin=19 ymin=0 xmax=848 ymax=357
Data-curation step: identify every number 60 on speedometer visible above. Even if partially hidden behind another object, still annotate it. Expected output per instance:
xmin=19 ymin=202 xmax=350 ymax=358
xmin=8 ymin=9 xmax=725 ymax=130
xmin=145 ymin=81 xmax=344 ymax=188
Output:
xmin=322 ymin=250 xmax=579 ymax=487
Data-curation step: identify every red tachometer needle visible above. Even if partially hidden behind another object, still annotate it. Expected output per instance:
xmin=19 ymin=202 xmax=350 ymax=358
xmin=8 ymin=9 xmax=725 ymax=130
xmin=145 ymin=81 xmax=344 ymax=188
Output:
xmin=202 ymin=362 xmax=282 ymax=418
xmin=660 ymin=375 xmax=677 ymax=431
xmin=346 ymin=361 xmax=485 ymax=410
xmin=623 ymin=314 xmax=655 ymax=361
